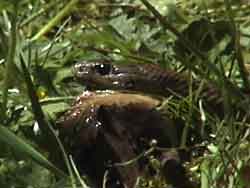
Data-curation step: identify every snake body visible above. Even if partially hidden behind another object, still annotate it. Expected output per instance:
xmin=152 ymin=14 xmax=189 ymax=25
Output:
xmin=58 ymin=91 xmax=185 ymax=188
xmin=58 ymin=61 xmax=230 ymax=188
xmin=73 ymin=61 xmax=225 ymax=116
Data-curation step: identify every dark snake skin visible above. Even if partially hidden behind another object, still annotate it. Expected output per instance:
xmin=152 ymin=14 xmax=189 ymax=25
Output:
xmin=73 ymin=61 xmax=227 ymax=117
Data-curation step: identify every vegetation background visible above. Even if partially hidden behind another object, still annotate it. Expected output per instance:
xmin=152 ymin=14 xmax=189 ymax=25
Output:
xmin=0 ymin=0 xmax=250 ymax=187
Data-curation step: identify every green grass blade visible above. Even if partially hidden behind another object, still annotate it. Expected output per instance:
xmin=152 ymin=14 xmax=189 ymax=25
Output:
xmin=1 ymin=3 xmax=18 ymax=119
xmin=31 ymin=0 xmax=78 ymax=41
xmin=0 ymin=124 xmax=66 ymax=178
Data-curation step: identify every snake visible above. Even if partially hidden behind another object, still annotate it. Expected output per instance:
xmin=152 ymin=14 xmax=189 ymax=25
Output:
xmin=58 ymin=61 xmax=242 ymax=188
xmin=73 ymin=60 xmax=228 ymax=117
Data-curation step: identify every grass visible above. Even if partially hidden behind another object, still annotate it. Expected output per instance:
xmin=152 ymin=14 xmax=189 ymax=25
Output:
xmin=0 ymin=0 xmax=250 ymax=187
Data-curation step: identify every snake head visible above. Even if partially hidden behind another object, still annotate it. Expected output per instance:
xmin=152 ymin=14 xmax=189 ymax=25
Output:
xmin=73 ymin=61 xmax=191 ymax=98
xmin=73 ymin=61 xmax=141 ymax=90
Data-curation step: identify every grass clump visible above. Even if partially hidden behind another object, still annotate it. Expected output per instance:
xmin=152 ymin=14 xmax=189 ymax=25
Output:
xmin=0 ymin=0 xmax=250 ymax=187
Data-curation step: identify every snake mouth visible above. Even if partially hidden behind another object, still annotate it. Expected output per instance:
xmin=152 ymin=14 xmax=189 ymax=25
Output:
xmin=73 ymin=62 xmax=90 ymax=77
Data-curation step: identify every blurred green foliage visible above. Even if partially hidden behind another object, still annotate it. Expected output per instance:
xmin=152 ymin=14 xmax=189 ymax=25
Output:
xmin=0 ymin=0 xmax=250 ymax=187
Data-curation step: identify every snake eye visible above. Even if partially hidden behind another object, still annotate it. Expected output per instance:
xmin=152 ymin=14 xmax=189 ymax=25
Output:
xmin=94 ymin=63 xmax=112 ymax=75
